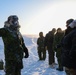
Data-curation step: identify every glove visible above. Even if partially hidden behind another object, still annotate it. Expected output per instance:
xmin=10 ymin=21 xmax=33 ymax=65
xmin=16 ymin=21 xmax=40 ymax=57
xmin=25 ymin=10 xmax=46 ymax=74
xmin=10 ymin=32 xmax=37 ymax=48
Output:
xmin=24 ymin=53 xmax=29 ymax=58
xmin=24 ymin=47 xmax=29 ymax=58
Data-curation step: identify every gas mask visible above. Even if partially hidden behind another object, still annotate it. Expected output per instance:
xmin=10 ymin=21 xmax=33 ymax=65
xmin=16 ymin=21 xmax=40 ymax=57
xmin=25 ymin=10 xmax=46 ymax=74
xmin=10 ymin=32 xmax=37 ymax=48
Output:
xmin=12 ymin=15 xmax=18 ymax=25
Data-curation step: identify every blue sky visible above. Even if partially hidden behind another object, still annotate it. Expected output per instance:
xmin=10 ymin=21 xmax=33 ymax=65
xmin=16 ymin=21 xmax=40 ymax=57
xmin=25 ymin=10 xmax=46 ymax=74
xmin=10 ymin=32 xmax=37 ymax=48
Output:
xmin=0 ymin=0 xmax=76 ymax=35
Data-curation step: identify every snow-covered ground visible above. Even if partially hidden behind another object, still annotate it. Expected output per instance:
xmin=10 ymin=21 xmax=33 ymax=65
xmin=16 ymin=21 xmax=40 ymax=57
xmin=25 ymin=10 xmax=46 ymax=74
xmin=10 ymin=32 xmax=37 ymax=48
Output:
xmin=0 ymin=35 xmax=66 ymax=75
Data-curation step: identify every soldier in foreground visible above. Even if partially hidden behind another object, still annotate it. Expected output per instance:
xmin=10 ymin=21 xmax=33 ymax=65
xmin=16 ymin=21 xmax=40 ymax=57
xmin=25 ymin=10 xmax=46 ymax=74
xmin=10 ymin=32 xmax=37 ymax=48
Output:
xmin=0 ymin=15 xmax=29 ymax=75
xmin=62 ymin=19 xmax=76 ymax=75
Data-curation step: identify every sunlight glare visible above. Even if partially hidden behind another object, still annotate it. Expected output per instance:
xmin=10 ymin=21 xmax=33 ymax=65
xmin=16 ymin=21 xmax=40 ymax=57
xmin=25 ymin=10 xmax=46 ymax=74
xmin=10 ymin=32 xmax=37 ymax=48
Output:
xmin=21 ymin=0 xmax=76 ymax=35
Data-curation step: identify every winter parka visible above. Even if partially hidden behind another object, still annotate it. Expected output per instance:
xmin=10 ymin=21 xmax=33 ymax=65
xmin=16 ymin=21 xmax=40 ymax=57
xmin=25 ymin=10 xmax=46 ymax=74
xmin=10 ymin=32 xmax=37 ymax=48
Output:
xmin=62 ymin=28 xmax=76 ymax=69
xmin=54 ymin=32 xmax=64 ymax=57
xmin=0 ymin=27 xmax=28 ymax=68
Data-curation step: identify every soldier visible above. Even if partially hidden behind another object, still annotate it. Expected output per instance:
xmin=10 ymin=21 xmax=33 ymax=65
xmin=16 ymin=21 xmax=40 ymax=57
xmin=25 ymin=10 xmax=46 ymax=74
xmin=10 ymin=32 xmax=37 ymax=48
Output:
xmin=37 ymin=32 xmax=46 ymax=60
xmin=0 ymin=15 xmax=29 ymax=75
xmin=54 ymin=28 xmax=64 ymax=71
xmin=62 ymin=19 xmax=76 ymax=75
xmin=44 ymin=28 xmax=56 ymax=68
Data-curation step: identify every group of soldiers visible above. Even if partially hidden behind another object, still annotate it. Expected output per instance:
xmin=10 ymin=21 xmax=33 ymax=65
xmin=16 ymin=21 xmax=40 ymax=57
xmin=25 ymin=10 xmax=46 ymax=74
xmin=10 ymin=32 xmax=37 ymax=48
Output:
xmin=37 ymin=27 xmax=64 ymax=71
xmin=37 ymin=18 xmax=76 ymax=75
xmin=0 ymin=15 xmax=76 ymax=75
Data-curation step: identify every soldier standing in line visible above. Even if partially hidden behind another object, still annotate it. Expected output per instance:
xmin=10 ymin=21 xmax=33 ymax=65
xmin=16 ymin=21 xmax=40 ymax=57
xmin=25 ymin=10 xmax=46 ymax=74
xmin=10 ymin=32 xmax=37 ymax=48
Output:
xmin=61 ymin=19 xmax=76 ymax=75
xmin=44 ymin=28 xmax=56 ymax=68
xmin=0 ymin=15 xmax=29 ymax=75
xmin=54 ymin=28 xmax=64 ymax=71
xmin=37 ymin=32 xmax=46 ymax=60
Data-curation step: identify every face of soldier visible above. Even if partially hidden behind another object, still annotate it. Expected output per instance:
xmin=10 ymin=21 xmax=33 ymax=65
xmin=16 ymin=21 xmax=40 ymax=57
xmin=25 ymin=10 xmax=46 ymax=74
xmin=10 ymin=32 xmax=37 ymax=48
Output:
xmin=12 ymin=18 xmax=18 ymax=25
xmin=57 ymin=30 xmax=62 ymax=33
xmin=52 ymin=28 xmax=56 ymax=33
xmin=9 ymin=17 xmax=20 ymax=31
xmin=39 ymin=33 xmax=43 ymax=37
